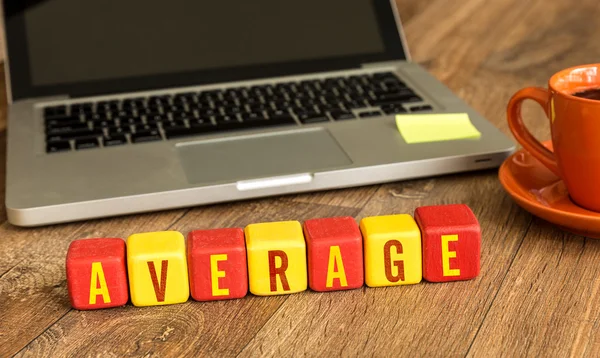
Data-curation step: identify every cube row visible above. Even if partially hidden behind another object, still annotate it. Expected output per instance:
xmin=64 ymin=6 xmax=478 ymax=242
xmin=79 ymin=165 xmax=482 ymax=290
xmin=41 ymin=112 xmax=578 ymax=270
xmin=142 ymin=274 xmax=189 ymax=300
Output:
xmin=66 ymin=204 xmax=481 ymax=310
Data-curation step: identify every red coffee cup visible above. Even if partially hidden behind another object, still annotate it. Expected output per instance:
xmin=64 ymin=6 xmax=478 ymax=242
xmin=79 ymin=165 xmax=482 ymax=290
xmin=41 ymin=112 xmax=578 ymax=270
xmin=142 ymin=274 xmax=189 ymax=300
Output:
xmin=507 ymin=63 xmax=600 ymax=212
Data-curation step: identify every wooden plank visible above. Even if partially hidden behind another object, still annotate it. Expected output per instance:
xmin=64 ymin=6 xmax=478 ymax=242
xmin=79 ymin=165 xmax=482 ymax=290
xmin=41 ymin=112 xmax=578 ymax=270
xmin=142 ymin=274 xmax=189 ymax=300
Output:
xmin=284 ymin=186 xmax=379 ymax=209
xmin=467 ymin=223 xmax=600 ymax=357
xmin=464 ymin=0 xmax=600 ymax=353
xmin=237 ymin=172 xmax=532 ymax=356
xmin=0 ymin=210 xmax=187 ymax=357
xmin=14 ymin=199 xmax=360 ymax=357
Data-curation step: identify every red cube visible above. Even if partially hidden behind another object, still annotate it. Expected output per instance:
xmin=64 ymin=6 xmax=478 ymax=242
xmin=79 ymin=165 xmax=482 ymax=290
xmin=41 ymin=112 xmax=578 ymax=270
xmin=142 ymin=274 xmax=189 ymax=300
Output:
xmin=414 ymin=204 xmax=481 ymax=282
xmin=66 ymin=238 xmax=129 ymax=310
xmin=304 ymin=216 xmax=364 ymax=291
xmin=187 ymin=228 xmax=248 ymax=301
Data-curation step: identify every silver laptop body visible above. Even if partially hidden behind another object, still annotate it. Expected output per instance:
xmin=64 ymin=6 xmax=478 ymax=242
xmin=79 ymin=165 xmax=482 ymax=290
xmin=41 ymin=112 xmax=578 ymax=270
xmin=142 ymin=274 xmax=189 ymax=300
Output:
xmin=4 ymin=0 xmax=514 ymax=226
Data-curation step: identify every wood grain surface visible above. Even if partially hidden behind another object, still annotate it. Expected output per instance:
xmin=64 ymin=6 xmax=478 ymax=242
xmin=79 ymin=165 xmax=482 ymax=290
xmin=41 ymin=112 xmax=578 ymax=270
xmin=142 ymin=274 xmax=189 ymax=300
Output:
xmin=2 ymin=0 xmax=600 ymax=356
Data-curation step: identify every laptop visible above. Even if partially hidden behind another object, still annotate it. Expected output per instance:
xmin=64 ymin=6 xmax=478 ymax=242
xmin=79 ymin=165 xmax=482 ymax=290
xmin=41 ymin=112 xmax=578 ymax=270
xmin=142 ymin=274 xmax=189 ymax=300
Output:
xmin=3 ymin=0 xmax=514 ymax=226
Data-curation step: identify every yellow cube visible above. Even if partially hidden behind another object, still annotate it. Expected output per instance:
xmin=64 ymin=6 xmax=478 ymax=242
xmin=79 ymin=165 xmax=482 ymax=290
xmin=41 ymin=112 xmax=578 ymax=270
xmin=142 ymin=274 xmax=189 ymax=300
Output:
xmin=359 ymin=214 xmax=422 ymax=287
xmin=126 ymin=231 xmax=190 ymax=306
xmin=245 ymin=221 xmax=307 ymax=296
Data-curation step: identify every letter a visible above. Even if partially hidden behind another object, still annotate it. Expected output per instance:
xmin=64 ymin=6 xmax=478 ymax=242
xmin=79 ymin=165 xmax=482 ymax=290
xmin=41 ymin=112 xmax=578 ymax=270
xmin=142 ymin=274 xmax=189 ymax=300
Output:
xmin=89 ymin=262 xmax=111 ymax=305
xmin=326 ymin=246 xmax=348 ymax=288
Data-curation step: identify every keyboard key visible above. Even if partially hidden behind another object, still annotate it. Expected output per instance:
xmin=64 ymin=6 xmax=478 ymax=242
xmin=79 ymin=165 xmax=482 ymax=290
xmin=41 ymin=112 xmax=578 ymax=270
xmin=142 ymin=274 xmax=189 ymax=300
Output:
xmin=70 ymin=103 xmax=93 ymax=114
xmin=370 ymin=94 xmax=422 ymax=106
xmin=320 ymin=93 xmax=339 ymax=103
xmin=148 ymin=95 xmax=169 ymax=104
xmin=297 ymin=111 xmax=329 ymax=124
xmin=47 ymin=140 xmax=71 ymax=153
xmin=190 ymin=121 xmax=217 ymax=130
xmin=233 ymin=117 xmax=297 ymax=131
xmin=91 ymin=119 xmax=112 ymax=128
xmin=359 ymin=111 xmax=382 ymax=118
xmin=214 ymin=99 xmax=238 ymax=108
xmin=103 ymin=134 xmax=128 ymax=146
xmin=84 ymin=113 xmax=109 ymax=122
xmin=131 ymin=129 xmax=161 ymax=143
xmin=162 ymin=119 xmax=187 ymax=129
xmin=170 ymin=111 xmax=192 ymax=121
xmin=347 ymin=93 xmax=368 ymax=102
xmin=329 ymin=110 xmax=356 ymax=120
xmin=119 ymin=117 xmax=144 ymax=126
xmin=343 ymin=101 xmax=367 ymax=109
xmin=145 ymin=114 xmax=166 ymax=124
xmin=146 ymin=101 xmax=163 ymax=110
xmin=316 ymin=104 xmax=343 ymax=113
xmin=113 ymin=109 xmax=135 ymax=118
xmin=122 ymin=99 xmax=135 ymax=108
xmin=45 ymin=116 xmax=83 ymax=128
xmin=45 ymin=113 xmax=80 ymax=122
xmin=107 ymin=126 xmax=132 ymax=135
xmin=46 ymin=123 xmax=89 ymax=135
xmin=410 ymin=105 xmax=433 ymax=112
xmin=189 ymin=118 xmax=212 ymax=126
xmin=164 ymin=125 xmax=194 ymax=139
xmin=214 ymin=115 xmax=238 ymax=124
xmin=164 ymin=105 xmax=184 ymax=114
xmin=75 ymin=136 xmax=100 ymax=150
xmin=46 ymin=128 xmax=103 ymax=142
xmin=322 ymin=78 xmax=342 ymax=89
xmin=372 ymin=88 xmax=415 ymax=100
xmin=247 ymin=103 xmax=273 ymax=112
xmin=241 ymin=112 xmax=266 ymax=121
xmin=384 ymin=81 xmax=407 ymax=90
xmin=44 ymin=105 xmax=67 ymax=117
xmin=223 ymin=106 xmax=244 ymax=116
xmin=382 ymin=106 xmax=408 ymax=115
xmin=134 ymin=123 xmax=158 ymax=132
xmin=268 ymin=115 xmax=296 ymax=125
xmin=198 ymin=108 xmax=219 ymax=117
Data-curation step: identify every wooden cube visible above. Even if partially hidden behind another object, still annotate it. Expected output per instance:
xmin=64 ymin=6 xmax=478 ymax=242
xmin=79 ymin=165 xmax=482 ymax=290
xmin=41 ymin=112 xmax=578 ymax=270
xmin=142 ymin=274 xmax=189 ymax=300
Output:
xmin=245 ymin=221 xmax=307 ymax=296
xmin=126 ymin=231 xmax=190 ymax=307
xmin=187 ymin=228 xmax=248 ymax=301
xmin=304 ymin=216 xmax=364 ymax=291
xmin=414 ymin=204 xmax=481 ymax=282
xmin=359 ymin=214 xmax=422 ymax=287
xmin=66 ymin=238 xmax=129 ymax=310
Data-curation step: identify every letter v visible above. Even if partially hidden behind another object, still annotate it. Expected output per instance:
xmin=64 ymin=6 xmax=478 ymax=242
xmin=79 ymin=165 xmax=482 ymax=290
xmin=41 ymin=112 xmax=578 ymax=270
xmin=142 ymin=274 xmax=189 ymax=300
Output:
xmin=147 ymin=260 xmax=168 ymax=302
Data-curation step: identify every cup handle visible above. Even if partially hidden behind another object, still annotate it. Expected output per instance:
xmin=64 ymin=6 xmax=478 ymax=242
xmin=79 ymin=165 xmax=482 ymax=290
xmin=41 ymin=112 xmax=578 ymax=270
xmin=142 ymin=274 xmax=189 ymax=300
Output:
xmin=507 ymin=87 xmax=560 ymax=176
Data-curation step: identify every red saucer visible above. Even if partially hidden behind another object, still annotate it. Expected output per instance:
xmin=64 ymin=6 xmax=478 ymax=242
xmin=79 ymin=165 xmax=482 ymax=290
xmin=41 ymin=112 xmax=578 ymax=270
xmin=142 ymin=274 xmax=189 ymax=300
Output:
xmin=498 ymin=141 xmax=600 ymax=238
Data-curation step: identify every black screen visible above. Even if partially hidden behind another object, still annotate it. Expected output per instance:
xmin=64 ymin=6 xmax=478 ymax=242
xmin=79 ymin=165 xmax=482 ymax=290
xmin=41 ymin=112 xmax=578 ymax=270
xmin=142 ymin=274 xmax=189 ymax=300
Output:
xmin=6 ymin=0 xmax=405 ymax=99
xmin=24 ymin=0 xmax=386 ymax=86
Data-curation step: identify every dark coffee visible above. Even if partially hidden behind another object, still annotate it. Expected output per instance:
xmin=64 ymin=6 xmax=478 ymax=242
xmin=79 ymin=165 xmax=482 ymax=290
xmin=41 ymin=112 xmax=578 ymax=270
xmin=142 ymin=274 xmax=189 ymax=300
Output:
xmin=572 ymin=88 xmax=600 ymax=100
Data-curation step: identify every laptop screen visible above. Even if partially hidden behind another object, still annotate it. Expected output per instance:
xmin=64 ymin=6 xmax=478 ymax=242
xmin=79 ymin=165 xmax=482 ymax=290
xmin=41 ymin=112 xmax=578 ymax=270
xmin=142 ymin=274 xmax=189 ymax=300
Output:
xmin=5 ymin=0 xmax=407 ymax=100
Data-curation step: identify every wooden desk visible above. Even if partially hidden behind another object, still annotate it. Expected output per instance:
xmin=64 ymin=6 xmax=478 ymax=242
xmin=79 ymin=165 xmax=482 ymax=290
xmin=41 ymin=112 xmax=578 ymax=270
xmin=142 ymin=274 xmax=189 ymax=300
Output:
xmin=2 ymin=0 xmax=600 ymax=356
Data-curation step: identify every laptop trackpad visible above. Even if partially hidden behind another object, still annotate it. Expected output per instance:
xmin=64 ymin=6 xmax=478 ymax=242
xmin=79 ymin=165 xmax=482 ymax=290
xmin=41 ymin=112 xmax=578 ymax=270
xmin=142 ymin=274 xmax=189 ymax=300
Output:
xmin=176 ymin=128 xmax=352 ymax=185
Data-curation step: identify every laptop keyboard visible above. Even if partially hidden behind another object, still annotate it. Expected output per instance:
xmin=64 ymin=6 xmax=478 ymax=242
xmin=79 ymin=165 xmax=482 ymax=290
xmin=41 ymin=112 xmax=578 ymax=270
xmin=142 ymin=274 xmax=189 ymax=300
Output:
xmin=43 ymin=72 xmax=433 ymax=153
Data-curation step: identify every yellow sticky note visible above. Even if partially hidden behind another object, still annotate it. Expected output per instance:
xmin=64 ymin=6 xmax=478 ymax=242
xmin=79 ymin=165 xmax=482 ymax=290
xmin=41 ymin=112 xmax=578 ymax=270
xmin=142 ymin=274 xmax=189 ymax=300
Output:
xmin=245 ymin=221 xmax=307 ymax=296
xmin=359 ymin=214 xmax=422 ymax=287
xmin=395 ymin=113 xmax=481 ymax=144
